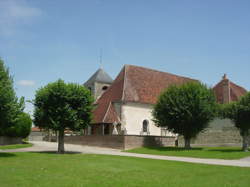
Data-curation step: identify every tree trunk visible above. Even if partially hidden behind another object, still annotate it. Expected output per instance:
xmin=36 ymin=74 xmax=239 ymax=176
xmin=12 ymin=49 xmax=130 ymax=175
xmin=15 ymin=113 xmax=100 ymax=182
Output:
xmin=242 ymin=131 xmax=249 ymax=152
xmin=58 ymin=129 xmax=65 ymax=154
xmin=184 ymin=137 xmax=191 ymax=149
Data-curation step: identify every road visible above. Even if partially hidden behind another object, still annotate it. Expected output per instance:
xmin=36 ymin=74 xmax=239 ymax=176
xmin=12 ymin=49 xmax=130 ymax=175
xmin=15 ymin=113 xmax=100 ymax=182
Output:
xmin=1 ymin=141 xmax=250 ymax=167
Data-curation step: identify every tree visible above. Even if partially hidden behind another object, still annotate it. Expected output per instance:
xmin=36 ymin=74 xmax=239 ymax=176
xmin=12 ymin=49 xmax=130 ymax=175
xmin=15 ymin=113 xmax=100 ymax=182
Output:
xmin=0 ymin=58 xmax=24 ymax=135
xmin=153 ymin=82 xmax=218 ymax=149
xmin=5 ymin=112 xmax=32 ymax=138
xmin=222 ymin=93 xmax=250 ymax=152
xmin=33 ymin=79 xmax=94 ymax=153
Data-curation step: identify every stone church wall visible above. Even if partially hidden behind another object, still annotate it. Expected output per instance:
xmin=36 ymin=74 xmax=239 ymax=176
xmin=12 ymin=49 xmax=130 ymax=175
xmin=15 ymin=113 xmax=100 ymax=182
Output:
xmin=122 ymin=102 xmax=161 ymax=136
xmin=94 ymin=82 xmax=111 ymax=100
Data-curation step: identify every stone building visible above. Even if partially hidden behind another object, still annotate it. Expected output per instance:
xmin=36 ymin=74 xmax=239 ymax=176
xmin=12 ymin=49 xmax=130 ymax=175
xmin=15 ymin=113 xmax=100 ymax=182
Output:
xmin=88 ymin=65 xmax=196 ymax=136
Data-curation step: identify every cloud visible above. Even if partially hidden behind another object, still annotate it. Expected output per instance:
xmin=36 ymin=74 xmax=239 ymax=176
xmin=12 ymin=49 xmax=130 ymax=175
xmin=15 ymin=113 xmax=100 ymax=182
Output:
xmin=0 ymin=0 xmax=42 ymax=35
xmin=17 ymin=80 xmax=36 ymax=86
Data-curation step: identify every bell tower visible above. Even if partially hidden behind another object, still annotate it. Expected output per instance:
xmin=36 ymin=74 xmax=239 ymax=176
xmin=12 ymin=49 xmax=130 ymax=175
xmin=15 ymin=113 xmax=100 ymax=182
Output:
xmin=84 ymin=68 xmax=113 ymax=101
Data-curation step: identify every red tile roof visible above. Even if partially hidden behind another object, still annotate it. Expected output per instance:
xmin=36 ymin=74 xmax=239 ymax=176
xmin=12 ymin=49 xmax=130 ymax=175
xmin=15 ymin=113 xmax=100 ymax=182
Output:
xmin=31 ymin=127 xmax=41 ymax=132
xmin=213 ymin=77 xmax=247 ymax=104
xmin=93 ymin=65 xmax=196 ymax=124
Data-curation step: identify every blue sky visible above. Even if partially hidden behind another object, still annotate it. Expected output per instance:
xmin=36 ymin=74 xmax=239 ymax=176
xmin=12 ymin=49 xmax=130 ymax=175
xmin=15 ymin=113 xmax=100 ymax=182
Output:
xmin=0 ymin=0 xmax=250 ymax=114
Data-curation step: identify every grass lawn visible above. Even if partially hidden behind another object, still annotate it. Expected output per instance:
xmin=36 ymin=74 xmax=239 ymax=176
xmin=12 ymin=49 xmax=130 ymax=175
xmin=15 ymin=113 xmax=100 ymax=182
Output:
xmin=0 ymin=152 xmax=250 ymax=187
xmin=125 ymin=146 xmax=250 ymax=159
xmin=0 ymin=143 xmax=32 ymax=150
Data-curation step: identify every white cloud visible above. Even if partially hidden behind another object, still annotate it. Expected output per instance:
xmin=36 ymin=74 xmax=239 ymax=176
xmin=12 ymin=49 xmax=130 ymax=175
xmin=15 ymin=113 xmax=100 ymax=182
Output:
xmin=0 ymin=0 xmax=42 ymax=35
xmin=17 ymin=80 xmax=35 ymax=86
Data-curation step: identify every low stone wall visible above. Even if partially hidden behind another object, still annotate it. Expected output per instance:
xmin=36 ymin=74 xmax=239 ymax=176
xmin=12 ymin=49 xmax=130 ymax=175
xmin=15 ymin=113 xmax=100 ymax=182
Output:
xmin=29 ymin=131 xmax=45 ymax=141
xmin=124 ymin=135 xmax=175 ymax=150
xmin=178 ymin=128 xmax=246 ymax=147
xmin=178 ymin=119 xmax=250 ymax=147
xmin=63 ymin=135 xmax=176 ymax=150
xmin=0 ymin=136 xmax=23 ymax=145
xmin=64 ymin=135 xmax=124 ymax=149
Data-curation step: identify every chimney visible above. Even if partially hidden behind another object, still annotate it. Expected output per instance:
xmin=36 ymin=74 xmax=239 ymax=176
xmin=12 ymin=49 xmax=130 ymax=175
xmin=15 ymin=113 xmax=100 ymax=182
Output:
xmin=222 ymin=74 xmax=230 ymax=104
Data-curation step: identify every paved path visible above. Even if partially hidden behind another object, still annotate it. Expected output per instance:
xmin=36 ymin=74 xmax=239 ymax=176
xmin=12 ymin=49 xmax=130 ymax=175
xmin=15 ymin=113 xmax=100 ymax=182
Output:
xmin=1 ymin=141 xmax=250 ymax=168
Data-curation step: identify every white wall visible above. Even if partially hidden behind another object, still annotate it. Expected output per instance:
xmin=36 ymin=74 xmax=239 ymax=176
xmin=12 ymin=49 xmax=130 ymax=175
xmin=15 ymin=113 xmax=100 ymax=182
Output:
xmin=121 ymin=102 xmax=173 ymax=136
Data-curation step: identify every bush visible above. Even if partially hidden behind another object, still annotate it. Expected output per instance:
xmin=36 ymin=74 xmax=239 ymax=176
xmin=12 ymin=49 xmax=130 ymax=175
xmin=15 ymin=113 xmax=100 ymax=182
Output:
xmin=5 ymin=112 xmax=32 ymax=138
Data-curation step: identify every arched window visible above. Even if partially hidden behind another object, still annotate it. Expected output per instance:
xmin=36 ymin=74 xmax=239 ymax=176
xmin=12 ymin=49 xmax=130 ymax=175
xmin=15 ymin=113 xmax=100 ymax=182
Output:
xmin=102 ymin=86 xmax=108 ymax=91
xmin=142 ymin=120 xmax=149 ymax=133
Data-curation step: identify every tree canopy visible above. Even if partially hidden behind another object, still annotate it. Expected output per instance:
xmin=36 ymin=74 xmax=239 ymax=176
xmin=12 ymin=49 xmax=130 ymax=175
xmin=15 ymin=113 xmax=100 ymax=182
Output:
xmin=222 ymin=92 xmax=250 ymax=151
xmin=0 ymin=58 xmax=30 ymax=137
xmin=34 ymin=79 xmax=94 ymax=153
xmin=153 ymin=82 xmax=218 ymax=148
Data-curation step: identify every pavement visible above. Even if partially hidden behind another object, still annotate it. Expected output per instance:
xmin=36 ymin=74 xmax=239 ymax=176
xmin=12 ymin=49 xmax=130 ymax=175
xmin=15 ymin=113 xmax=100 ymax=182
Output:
xmin=1 ymin=141 xmax=250 ymax=168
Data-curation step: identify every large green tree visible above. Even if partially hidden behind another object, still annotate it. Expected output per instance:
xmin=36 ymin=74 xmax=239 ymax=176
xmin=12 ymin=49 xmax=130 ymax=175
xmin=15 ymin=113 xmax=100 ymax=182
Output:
xmin=153 ymin=82 xmax=218 ymax=149
xmin=0 ymin=58 xmax=24 ymax=135
xmin=222 ymin=92 xmax=250 ymax=152
xmin=33 ymin=79 xmax=94 ymax=153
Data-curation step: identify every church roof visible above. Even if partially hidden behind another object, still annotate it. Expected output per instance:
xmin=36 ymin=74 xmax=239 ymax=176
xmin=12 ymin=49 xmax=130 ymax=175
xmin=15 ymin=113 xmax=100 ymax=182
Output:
xmin=84 ymin=68 xmax=113 ymax=86
xmin=213 ymin=75 xmax=247 ymax=104
xmin=93 ymin=65 xmax=196 ymax=124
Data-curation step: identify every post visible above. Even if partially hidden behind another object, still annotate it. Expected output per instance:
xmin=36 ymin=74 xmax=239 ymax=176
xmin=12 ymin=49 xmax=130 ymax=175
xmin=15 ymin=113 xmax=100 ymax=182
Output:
xmin=102 ymin=124 xmax=105 ymax=135
xmin=112 ymin=122 xmax=118 ymax=135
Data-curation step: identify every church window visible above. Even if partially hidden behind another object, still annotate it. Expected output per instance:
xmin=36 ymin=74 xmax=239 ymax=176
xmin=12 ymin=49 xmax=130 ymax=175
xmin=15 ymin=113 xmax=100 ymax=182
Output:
xmin=102 ymin=86 xmax=108 ymax=91
xmin=142 ymin=120 xmax=149 ymax=133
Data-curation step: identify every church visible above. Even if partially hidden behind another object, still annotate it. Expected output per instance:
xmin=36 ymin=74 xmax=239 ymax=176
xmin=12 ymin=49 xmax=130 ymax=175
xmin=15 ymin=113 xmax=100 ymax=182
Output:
xmin=84 ymin=65 xmax=247 ymax=137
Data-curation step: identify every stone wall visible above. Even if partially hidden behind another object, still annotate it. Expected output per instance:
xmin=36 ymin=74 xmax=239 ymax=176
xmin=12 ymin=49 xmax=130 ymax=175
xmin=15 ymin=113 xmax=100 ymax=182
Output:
xmin=94 ymin=82 xmax=111 ymax=100
xmin=64 ymin=135 xmax=124 ymax=149
xmin=178 ymin=130 xmax=243 ymax=147
xmin=29 ymin=131 xmax=45 ymax=141
xmin=0 ymin=136 xmax=23 ymax=145
xmin=124 ymin=135 xmax=175 ymax=150
xmin=177 ymin=119 xmax=249 ymax=147
xmin=63 ymin=135 xmax=176 ymax=150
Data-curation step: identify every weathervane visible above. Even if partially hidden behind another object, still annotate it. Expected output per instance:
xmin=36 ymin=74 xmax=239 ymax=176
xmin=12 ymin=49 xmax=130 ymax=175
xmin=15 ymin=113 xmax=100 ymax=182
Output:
xmin=99 ymin=48 xmax=103 ymax=68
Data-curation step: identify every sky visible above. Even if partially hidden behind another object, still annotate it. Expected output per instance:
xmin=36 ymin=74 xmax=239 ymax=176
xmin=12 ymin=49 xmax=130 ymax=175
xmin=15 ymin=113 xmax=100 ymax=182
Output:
xmin=0 ymin=0 xmax=250 ymax=114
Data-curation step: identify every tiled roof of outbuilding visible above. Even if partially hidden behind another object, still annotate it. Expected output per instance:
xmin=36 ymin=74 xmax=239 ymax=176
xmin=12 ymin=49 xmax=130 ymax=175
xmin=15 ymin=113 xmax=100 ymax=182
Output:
xmin=213 ymin=77 xmax=247 ymax=104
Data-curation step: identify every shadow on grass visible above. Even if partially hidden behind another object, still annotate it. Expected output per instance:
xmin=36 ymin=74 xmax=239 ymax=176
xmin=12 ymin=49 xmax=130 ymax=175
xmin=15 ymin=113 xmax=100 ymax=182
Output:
xmin=22 ymin=141 xmax=31 ymax=144
xmin=208 ymin=148 xmax=249 ymax=153
xmin=141 ymin=147 xmax=203 ymax=152
xmin=0 ymin=152 xmax=16 ymax=157
xmin=141 ymin=146 xmax=249 ymax=153
xmin=30 ymin=151 xmax=82 ymax=155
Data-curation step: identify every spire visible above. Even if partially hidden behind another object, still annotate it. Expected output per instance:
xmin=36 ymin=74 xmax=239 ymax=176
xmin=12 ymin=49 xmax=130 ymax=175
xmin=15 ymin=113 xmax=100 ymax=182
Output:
xmin=84 ymin=68 xmax=113 ymax=86
xmin=99 ymin=48 xmax=103 ymax=69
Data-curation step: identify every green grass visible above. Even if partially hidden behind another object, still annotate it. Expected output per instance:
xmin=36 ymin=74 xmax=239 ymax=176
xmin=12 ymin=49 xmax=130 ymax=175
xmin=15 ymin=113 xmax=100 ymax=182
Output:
xmin=0 ymin=143 xmax=32 ymax=150
xmin=0 ymin=152 xmax=250 ymax=187
xmin=125 ymin=146 xmax=250 ymax=159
